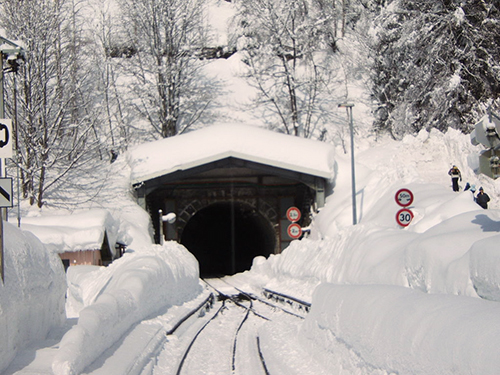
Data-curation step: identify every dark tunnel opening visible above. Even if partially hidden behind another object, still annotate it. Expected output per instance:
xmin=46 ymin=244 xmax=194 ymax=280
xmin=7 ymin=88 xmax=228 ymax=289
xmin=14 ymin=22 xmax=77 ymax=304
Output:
xmin=180 ymin=201 xmax=276 ymax=277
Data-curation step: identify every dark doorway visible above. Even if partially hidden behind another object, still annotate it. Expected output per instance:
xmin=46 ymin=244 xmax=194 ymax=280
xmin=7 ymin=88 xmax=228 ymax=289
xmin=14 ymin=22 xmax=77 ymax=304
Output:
xmin=180 ymin=201 xmax=276 ymax=277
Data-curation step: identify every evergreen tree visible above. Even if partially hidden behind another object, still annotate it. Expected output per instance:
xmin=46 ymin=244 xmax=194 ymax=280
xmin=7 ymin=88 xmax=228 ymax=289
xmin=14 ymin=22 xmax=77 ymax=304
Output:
xmin=371 ymin=0 xmax=500 ymax=139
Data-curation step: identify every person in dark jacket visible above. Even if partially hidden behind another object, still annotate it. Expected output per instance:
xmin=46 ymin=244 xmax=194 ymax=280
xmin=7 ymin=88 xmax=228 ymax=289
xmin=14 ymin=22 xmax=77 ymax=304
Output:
xmin=448 ymin=165 xmax=462 ymax=192
xmin=476 ymin=187 xmax=490 ymax=209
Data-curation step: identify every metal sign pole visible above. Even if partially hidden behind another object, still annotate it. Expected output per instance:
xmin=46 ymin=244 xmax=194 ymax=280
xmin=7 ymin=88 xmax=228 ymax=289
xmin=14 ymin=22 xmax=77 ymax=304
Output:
xmin=348 ymin=105 xmax=357 ymax=225
xmin=0 ymin=209 xmax=3 ymax=283
xmin=0 ymin=53 xmax=4 ymax=283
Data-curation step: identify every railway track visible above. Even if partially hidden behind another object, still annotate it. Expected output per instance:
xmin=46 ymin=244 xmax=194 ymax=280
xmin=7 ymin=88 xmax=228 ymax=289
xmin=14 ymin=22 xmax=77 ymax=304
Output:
xmin=131 ymin=277 xmax=309 ymax=375
xmin=172 ymin=278 xmax=271 ymax=375
xmin=178 ymin=278 xmax=310 ymax=374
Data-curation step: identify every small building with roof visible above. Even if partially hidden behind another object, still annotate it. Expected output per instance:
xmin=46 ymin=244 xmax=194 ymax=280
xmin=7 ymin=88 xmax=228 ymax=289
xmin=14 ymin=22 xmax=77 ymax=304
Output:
xmin=129 ymin=124 xmax=335 ymax=276
xmin=21 ymin=209 xmax=121 ymax=270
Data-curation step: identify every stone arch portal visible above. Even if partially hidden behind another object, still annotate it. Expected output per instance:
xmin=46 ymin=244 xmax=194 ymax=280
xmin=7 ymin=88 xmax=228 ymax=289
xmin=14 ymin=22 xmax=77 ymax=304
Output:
xmin=137 ymin=156 xmax=328 ymax=276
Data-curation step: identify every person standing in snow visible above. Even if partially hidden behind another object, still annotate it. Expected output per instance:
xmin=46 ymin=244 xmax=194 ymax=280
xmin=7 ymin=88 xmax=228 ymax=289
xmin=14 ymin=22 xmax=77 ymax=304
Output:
xmin=476 ymin=187 xmax=490 ymax=209
xmin=448 ymin=165 xmax=462 ymax=192
xmin=470 ymin=184 xmax=477 ymax=201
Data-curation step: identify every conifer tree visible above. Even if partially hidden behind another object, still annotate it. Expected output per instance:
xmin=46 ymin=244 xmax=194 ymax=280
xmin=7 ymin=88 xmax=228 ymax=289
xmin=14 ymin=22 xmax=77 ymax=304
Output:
xmin=371 ymin=0 xmax=500 ymax=138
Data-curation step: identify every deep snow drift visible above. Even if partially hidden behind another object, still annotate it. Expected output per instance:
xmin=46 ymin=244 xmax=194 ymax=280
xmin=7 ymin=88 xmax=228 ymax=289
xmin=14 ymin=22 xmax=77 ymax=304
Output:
xmin=302 ymin=284 xmax=500 ymax=374
xmin=52 ymin=242 xmax=201 ymax=375
xmin=0 ymin=223 xmax=66 ymax=374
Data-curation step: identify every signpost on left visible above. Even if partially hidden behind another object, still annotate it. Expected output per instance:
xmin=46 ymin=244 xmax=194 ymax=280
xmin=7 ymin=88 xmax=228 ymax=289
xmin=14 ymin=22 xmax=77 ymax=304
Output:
xmin=0 ymin=177 xmax=12 ymax=283
xmin=0 ymin=36 xmax=25 ymax=283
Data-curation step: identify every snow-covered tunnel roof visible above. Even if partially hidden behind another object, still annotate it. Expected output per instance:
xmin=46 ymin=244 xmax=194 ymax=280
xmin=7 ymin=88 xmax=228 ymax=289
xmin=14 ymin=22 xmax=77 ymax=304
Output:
xmin=128 ymin=124 xmax=336 ymax=185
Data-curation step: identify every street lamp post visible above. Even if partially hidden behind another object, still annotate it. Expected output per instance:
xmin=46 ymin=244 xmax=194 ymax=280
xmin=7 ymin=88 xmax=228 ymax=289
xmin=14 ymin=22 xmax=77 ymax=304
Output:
xmin=338 ymin=103 xmax=357 ymax=225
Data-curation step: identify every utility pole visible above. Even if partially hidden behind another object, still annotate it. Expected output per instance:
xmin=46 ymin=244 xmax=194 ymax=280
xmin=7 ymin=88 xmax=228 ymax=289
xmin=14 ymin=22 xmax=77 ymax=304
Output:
xmin=339 ymin=103 xmax=357 ymax=225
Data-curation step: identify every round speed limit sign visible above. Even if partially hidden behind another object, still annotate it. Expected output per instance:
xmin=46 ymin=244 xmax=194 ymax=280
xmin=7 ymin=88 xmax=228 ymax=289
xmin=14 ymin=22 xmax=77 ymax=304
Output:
xmin=287 ymin=223 xmax=302 ymax=239
xmin=286 ymin=207 xmax=301 ymax=222
xmin=396 ymin=208 xmax=414 ymax=227
xmin=395 ymin=188 xmax=414 ymax=207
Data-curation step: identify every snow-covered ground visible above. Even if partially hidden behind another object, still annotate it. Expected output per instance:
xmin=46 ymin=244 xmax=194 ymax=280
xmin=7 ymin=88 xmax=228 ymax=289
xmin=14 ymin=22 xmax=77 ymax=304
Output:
xmin=2 ymin=0 xmax=500 ymax=372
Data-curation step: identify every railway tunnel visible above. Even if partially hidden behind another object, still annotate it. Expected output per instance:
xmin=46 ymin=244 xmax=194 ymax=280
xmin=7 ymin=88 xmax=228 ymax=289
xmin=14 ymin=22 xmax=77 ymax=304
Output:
xmin=130 ymin=124 xmax=334 ymax=277
xmin=180 ymin=201 xmax=276 ymax=276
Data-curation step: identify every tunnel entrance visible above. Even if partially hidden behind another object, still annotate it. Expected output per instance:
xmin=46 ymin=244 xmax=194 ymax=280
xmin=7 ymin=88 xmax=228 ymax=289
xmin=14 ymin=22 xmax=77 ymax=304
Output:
xmin=180 ymin=201 xmax=276 ymax=277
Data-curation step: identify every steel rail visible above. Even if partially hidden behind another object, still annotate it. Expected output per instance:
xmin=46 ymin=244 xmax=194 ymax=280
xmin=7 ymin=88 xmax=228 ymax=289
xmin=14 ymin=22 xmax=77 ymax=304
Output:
xmin=216 ymin=278 xmax=310 ymax=319
xmin=203 ymin=278 xmax=270 ymax=375
xmin=175 ymin=299 xmax=228 ymax=375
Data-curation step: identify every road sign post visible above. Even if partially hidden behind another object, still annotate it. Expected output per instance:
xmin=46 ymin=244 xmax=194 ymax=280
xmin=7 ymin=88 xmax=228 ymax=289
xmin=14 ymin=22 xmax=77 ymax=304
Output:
xmin=396 ymin=208 xmax=414 ymax=227
xmin=0 ymin=119 xmax=12 ymax=159
xmin=0 ymin=178 xmax=12 ymax=283
xmin=0 ymin=177 xmax=13 ymax=208
xmin=395 ymin=188 xmax=414 ymax=207
xmin=395 ymin=188 xmax=414 ymax=227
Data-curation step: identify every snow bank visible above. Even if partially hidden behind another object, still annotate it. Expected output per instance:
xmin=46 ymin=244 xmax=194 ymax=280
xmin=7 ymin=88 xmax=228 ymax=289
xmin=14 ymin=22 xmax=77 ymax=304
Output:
xmin=404 ymin=209 xmax=500 ymax=296
xmin=469 ymin=233 xmax=500 ymax=301
xmin=302 ymin=283 xmax=500 ymax=374
xmin=52 ymin=241 xmax=201 ymax=375
xmin=250 ymin=129 xmax=500 ymax=301
xmin=0 ymin=222 xmax=66 ymax=373
xmin=65 ymin=265 xmax=105 ymax=318
xmin=252 ymin=184 xmax=500 ymax=299
xmin=254 ymin=184 xmax=500 ymax=301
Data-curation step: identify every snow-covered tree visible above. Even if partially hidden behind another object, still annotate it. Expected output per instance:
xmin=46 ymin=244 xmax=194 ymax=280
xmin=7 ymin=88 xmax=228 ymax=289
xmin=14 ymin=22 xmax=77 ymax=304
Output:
xmin=117 ymin=0 xmax=219 ymax=138
xmin=371 ymin=0 xmax=500 ymax=139
xmin=85 ymin=2 xmax=135 ymax=152
xmin=1 ymin=0 xmax=103 ymax=208
xmin=233 ymin=0 xmax=347 ymax=139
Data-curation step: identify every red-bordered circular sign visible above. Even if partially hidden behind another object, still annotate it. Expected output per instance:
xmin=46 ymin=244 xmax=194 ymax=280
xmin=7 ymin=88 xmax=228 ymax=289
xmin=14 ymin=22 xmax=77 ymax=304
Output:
xmin=286 ymin=207 xmax=301 ymax=222
xmin=396 ymin=208 xmax=414 ymax=227
xmin=287 ymin=223 xmax=302 ymax=239
xmin=395 ymin=188 xmax=414 ymax=207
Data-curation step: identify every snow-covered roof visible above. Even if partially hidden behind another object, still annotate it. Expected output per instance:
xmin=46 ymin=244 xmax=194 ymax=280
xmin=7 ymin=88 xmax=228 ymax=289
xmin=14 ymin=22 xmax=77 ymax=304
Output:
xmin=21 ymin=209 xmax=118 ymax=254
xmin=128 ymin=124 xmax=335 ymax=184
